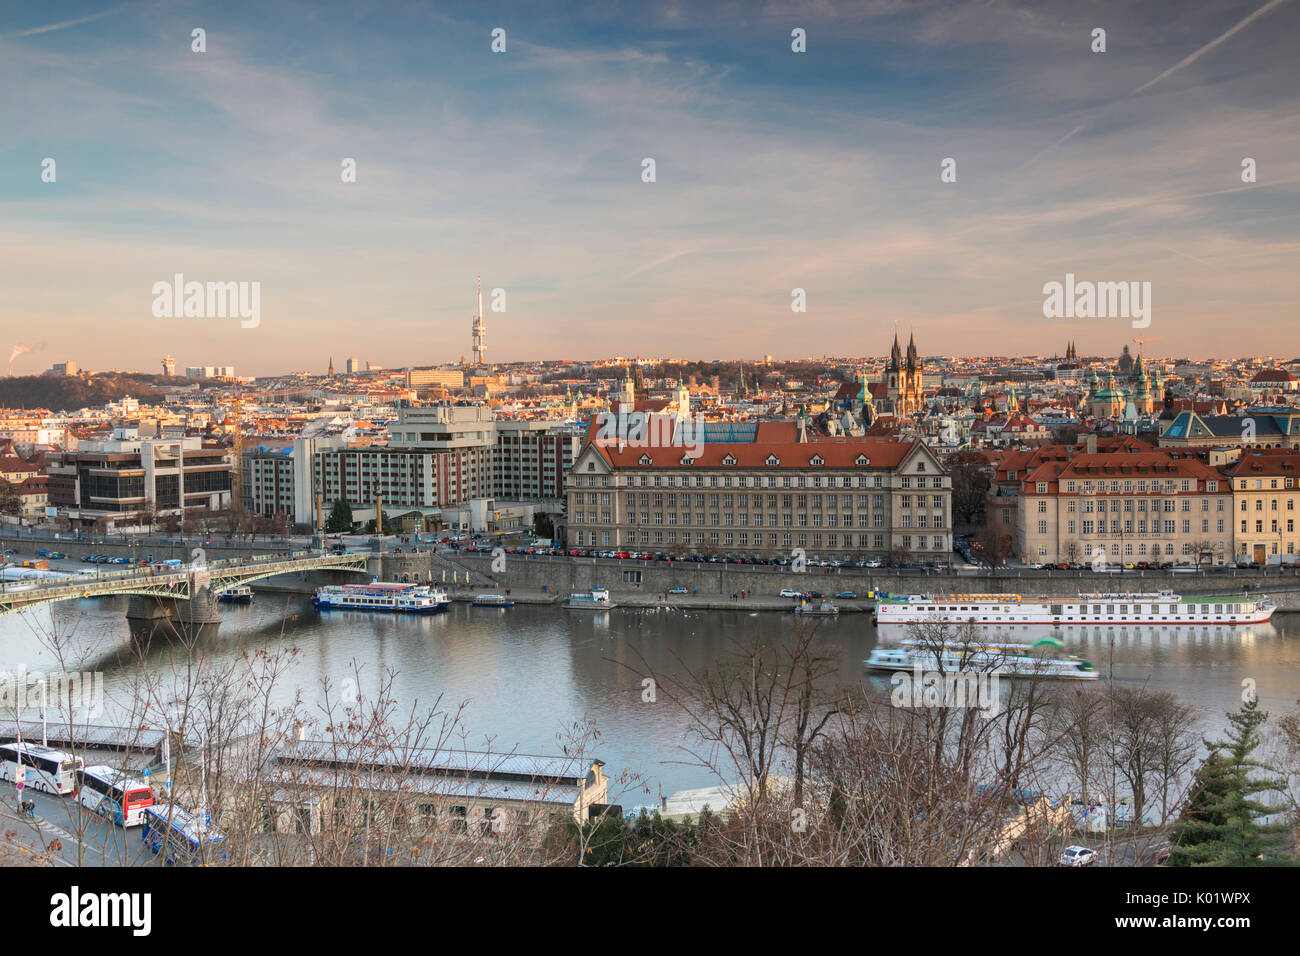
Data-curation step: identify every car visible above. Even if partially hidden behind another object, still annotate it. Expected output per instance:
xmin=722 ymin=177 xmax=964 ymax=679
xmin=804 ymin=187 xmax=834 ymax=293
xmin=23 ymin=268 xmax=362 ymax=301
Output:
xmin=834 ymin=591 xmax=857 ymax=599
xmin=667 ymin=586 xmax=688 ymax=594
xmin=779 ymin=588 xmax=803 ymax=599
xmin=1059 ymin=846 xmax=1098 ymax=867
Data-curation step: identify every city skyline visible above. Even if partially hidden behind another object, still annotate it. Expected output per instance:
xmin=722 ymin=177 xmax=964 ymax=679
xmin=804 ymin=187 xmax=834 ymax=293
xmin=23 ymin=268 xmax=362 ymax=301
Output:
xmin=2 ymin=0 xmax=1298 ymax=375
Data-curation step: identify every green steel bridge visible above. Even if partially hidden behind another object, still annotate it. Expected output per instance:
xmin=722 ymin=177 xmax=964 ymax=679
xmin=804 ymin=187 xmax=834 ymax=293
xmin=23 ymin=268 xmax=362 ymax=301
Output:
xmin=0 ymin=551 xmax=369 ymax=626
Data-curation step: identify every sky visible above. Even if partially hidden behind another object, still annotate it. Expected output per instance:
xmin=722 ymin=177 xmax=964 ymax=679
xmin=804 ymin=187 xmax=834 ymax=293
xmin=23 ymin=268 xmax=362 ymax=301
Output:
xmin=1 ymin=0 xmax=1298 ymax=376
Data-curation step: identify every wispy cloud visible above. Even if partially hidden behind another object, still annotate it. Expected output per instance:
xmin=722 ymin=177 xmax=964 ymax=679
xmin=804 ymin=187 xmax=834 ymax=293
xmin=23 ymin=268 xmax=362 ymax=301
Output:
xmin=0 ymin=3 xmax=130 ymax=41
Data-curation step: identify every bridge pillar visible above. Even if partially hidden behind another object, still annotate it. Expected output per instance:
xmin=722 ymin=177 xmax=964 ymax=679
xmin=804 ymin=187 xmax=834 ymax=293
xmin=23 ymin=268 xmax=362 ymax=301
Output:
xmin=176 ymin=584 xmax=223 ymax=625
xmin=125 ymin=595 xmax=173 ymax=622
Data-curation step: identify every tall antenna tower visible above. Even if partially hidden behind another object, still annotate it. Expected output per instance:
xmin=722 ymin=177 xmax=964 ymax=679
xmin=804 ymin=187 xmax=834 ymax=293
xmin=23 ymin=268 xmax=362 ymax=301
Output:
xmin=472 ymin=275 xmax=486 ymax=366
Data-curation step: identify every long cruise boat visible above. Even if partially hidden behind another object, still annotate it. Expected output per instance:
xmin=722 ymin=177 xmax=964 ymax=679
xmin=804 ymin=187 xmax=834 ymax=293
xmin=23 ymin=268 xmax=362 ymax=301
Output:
xmin=876 ymin=590 xmax=1275 ymax=626
xmin=313 ymin=582 xmax=450 ymax=613
xmin=865 ymin=639 xmax=1098 ymax=680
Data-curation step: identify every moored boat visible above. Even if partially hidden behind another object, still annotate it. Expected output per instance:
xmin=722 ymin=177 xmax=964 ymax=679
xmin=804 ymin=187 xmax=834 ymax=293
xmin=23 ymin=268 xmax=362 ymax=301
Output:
xmin=472 ymin=593 xmax=514 ymax=608
xmin=313 ymin=581 xmax=450 ymax=613
xmin=795 ymin=600 xmax=839 ymax=616
xmin=564 ymin=586 xmax=616 ymax=610
xmin=876 ymin=590 xmax=1275 ymax=626
xmin=217 ymin=585 xmax=253 ymax=604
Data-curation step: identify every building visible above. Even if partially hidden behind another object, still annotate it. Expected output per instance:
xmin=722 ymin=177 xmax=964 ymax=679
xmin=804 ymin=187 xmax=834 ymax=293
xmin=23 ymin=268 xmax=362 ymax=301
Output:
xmin=565 ymin=417 xmax=951 ymax=562
xmin=161 ymin=356 xmax=176 ymax=377
xmin=869 ymin=332 xmax=924 ymax=416
xmin=50 ymin=361 xmax=78 ymax=376
xmin=1159 ymin=409 xmax=1300 ymax=449
xmin=185 ymin=366 xmax=235 ymax=379
xmin=493 ymin=420 xmax=582 ymax=502
xmin=1015 ymin=451 xmax=1232 ymax=565
xmin=405 ymin=369 xmax=465 ymax=390
xmin=312 ymin=403 xmax=495 ymax=516
xmin=244 ymin=448 xmax=295 ymax=518
xmin=1223 ymin=449 xmax=1300 ymax=564
xmin=45 ymin=427 xmax=233 ymax=527
xmin=346 ymin=357 xmax=362 ymax=375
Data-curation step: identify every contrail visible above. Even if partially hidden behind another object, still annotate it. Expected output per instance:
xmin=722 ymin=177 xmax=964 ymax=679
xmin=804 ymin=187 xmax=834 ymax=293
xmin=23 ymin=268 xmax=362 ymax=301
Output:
xmin=1132 ymin=0 xmax=1291 ymax=95
xmin=0 ymin=4 xmax=129 ymax=41
xmin=8 ymin=345 xmax=32 ymax=377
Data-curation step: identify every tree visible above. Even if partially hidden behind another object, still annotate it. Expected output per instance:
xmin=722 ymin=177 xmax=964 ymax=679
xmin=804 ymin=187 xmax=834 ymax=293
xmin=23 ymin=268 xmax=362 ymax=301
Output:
xmin=947 ymin=452 xmax=992 ymax=530
xmin=1168 ymin=695 xmax=1292 ymax=866
xmin=1063 ymin=540 xmax=1082 ymax=565
xmin=325 ymin=498 xmax=353 ymax=533
xmin=974 ymin=517 xmax=1013 ymax=567
xmin=0 ymin=481 xmax=21 ymax=518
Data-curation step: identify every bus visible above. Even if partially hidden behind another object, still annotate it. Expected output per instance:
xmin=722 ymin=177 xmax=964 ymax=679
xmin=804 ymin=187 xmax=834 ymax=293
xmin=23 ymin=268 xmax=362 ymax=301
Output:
xmin=141 ymin=804 xmax=227 ymax=865
xmin=76 ymin=765 xmax=155 ymax=827
xmin=0 ymin=742 xmax=84 ymax=795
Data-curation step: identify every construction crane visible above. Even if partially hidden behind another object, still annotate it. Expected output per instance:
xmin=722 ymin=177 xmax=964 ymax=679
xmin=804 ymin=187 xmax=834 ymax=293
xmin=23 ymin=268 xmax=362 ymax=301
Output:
xmin=1133 ymin=336 xmax=1163 ymax=353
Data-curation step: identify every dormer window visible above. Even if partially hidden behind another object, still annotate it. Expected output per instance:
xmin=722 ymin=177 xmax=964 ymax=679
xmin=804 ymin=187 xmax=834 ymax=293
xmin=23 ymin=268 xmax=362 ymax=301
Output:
xmin=809 ymin=454 xmax=825 ymax=466
xmin=855 ymin=454 xmax=870 ymax=466
xmin=638 ymin=454 xmax=653 ymax=466
xmin=680 ymin=455 xmax=694 ymax=466
xmin=765 ymin=454 xmax=781 ymax=466
xmin=722 ymin=454 xmax=737 ymax=466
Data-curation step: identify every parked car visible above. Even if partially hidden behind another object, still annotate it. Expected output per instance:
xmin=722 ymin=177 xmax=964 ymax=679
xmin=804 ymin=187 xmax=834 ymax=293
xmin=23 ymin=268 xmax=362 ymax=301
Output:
xmin=1059 ymin=846 xmax=1098 ymax=867
xmin=834 ymin=591 xmax=857 ymax=599
xmin=779 ymin=588 xmax=803 ymax=599
xmin=667 ymin=586 xmax=688 ymax=594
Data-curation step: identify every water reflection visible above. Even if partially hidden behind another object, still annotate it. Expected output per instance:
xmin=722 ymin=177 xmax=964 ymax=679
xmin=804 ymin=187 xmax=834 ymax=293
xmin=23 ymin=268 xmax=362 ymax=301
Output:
xmin=0 ymin=597 xmax=1296 ymax=797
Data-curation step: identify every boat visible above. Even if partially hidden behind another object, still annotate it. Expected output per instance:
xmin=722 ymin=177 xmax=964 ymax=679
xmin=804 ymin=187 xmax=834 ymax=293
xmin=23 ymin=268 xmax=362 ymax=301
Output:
xmin=471 ymin=593 xmax=514 ymax=608
xmin=217 ymin=585 xmax=253 ymax=604
xmin=875 ymin=590 xmax=1275 ymax=626
xmin=795 ymin=601 xmax=839 ymax=616
xmin=563 ymin=586 xmax=616 ymax=610
xmin=313 ymin=582 xmax=450 ymax=613
xmin=865 ymin=638 xmax=1098 ymax=680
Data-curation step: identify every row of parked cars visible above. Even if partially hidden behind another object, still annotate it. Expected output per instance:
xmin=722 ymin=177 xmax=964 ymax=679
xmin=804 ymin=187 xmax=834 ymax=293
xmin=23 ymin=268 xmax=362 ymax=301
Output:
xmin=80 ymin=554 xmax=132 ymax=565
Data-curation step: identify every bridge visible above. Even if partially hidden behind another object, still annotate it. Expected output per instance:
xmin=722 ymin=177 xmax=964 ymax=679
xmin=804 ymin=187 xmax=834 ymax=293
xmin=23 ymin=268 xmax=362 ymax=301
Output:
xmin=0 ymin=551 xmax=369 ymax=629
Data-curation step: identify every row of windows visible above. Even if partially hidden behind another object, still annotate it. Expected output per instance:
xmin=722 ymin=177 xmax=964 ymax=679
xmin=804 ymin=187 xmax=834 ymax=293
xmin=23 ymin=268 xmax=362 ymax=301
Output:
xmin=572 ymin=472 xmax=945 ymax=490
xmin=569 ymin=529 xmax=946 ymax=551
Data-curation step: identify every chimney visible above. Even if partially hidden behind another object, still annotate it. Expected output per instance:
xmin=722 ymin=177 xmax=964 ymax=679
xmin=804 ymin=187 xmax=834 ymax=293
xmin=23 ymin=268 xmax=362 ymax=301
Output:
xmin=1085 ymin=434 xmax=1097 ymax=455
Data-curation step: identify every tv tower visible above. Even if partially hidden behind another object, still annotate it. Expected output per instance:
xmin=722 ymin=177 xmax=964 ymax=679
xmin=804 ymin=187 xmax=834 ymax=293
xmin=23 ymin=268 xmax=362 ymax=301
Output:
xmin=471 ymin=275 xmax=486 ymax=366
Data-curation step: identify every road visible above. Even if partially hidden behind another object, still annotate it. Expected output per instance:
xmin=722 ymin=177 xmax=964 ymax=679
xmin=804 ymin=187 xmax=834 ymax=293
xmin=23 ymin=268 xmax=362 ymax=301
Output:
xmin=0 ymin=787 xmax=159 ymax=867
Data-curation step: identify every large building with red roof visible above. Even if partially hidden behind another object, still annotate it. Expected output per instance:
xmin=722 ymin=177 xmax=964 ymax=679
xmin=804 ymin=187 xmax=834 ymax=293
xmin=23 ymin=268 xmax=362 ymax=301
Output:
xmin=565 ymin=413 xmax=950 ymax=562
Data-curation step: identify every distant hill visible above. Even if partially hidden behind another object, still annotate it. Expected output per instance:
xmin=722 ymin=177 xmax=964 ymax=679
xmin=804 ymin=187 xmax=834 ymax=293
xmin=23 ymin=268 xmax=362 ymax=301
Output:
xmin=0 ymin=374 xmax=176 ymax=412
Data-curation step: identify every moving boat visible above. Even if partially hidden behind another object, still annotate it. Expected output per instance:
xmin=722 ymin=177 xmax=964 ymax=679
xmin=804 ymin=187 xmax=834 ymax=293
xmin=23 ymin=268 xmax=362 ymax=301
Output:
xmin=313 ymin=582 xmax=450 ymax=613
xmin=865 ymin=638 xmax=1098 ymax=680
xmin=217 ymin=585 xmax=253 ymax=604
xmin=564 ymin=586 xmax=616 ymax=610
xmin=472 ymin=593 xmax=514 ymax=608
xmin=876 ymin=590 xmax=1275 ymax=626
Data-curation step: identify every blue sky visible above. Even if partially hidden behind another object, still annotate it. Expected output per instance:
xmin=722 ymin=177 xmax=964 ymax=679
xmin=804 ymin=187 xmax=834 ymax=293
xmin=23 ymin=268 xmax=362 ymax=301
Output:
xmin=2 ymin=0 xmax=1298 ymax=375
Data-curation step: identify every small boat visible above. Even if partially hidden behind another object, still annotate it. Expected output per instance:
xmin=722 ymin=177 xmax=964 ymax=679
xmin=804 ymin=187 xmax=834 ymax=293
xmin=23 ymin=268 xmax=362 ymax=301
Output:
xmin=864 ymin=638 xmax=1098 ymax=680
xmin=563 ymin=586 xmax=617 ymax=610
xmin=472 ymin=593 xmax=514 ymax=608
xmin=218 ymin=585 xmax=253 ymax=604
xmin=313 ymin=582 xmax=450 ymax=613
xmin=795 ymin=601 xmax=839 ymax=616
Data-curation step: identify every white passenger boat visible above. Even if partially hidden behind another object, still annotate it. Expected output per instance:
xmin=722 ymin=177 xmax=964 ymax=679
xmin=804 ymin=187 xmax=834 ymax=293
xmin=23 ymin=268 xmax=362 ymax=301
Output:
xmin=313 ymin=581 xmax=450 ymax=613
xmin=865 ymin=638 xmax=1098 ymax=680
xmin=218 ymin=585 xmax=253 ymax=604
xmin=471 ymin=593 xmax=514 ymax=608
xmin=876 ymin=590 xmax=1275 ymax=626
xmin=564 ymin=586 xmax=616 ymax=610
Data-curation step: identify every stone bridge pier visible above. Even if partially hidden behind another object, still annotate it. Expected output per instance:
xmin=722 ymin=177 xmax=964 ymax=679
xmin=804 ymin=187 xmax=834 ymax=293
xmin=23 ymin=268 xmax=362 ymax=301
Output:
xmin=124 ymin=571 xmax=223 ymax=634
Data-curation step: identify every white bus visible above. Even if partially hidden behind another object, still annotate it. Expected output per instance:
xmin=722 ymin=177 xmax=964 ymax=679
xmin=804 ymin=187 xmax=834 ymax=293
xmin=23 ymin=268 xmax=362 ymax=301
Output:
xmin=0 ymin=742 xmax=84 ymax=795
xmin=76 ymin=765 xmax=155 ymax=827
xmin=141 ymin=804 xmax=227 ymax=865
